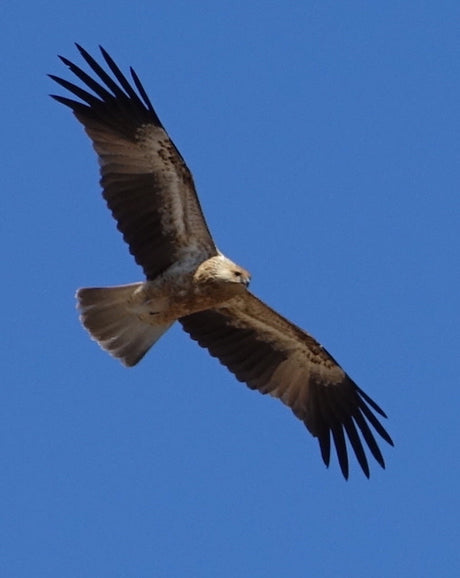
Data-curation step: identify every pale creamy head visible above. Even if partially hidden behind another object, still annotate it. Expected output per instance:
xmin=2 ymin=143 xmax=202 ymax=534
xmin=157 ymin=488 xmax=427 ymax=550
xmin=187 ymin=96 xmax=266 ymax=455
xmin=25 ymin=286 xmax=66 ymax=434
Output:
xmin=193 ymin=255 xmax=251 ymax=288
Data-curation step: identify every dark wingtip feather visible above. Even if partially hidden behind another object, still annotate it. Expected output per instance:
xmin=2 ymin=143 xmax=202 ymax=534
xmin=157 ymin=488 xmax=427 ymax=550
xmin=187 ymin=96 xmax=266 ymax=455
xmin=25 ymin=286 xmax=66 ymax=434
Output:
xmin=50 ymin=44 xmax=161 ymax=135
xmin=330 ymin=424 xmax=349 ymax=479
xmin=344 ymin=417 xmax=370 ymax=478
xmin=75 ymin=43 xmax=102 ymax=68
xmin=130 ymin=66 xmax=155 ymax=114
xmin=97 ymin=45 xmax=140 ymax=101
xmin=75 ymin=42 xmax=87 ymax=55
xmin=356 ymin=386 xmax=388 ymax=418
xmin=309 ymin=376 xmax=393 ymax=478
xmin=58 ymin=55 xmax=72 ymax=67
xmin=318 ymin=430 xmax=331 ymax=468
xmin=49 ymin=93 xmax=81 ymax=110
xmin=353 ymin=411 xmax=386 ymax=469
xmin=359 ymin=401 xmax=394 ymax=447
xmin=48 ymin=74 xmax=95 ymax=105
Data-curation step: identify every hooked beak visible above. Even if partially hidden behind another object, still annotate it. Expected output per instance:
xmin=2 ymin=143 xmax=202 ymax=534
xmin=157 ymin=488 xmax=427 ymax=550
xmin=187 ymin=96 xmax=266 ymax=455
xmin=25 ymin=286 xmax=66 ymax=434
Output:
xmin=242 ymin=273 xmax=251 ymax=287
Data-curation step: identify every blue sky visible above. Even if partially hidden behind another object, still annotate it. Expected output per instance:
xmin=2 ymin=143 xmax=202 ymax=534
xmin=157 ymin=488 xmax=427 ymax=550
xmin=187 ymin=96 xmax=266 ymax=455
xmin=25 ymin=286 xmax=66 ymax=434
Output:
xmin=2 ymin=2 xmax=459 ymax=576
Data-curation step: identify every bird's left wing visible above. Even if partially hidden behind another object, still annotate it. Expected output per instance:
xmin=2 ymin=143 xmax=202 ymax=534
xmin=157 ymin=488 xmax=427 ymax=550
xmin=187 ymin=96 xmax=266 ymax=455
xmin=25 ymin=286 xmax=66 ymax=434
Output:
xmin=180 ymin=292 xmax=393 ymax=479
xmin=49 ymin=45 xmax=217 ymax=279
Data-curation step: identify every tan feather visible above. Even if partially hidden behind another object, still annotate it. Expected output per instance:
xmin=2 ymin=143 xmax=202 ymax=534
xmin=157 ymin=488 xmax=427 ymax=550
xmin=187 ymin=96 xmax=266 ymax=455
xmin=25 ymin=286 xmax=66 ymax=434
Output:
xmin=77 ymin=284 xmax=173 ymax=367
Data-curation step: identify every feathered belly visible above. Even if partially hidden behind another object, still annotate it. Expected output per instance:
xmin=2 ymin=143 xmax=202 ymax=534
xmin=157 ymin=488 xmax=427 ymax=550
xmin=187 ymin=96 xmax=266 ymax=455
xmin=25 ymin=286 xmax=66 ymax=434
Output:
xmin=127 ymin=279 xmax=237 ymax=324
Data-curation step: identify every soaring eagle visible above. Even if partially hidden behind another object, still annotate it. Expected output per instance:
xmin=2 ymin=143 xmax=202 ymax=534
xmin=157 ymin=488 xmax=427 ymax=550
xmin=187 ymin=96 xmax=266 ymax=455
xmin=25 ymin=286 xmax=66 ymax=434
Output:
xmin=50 ymin=45 xmax=393 ymax=479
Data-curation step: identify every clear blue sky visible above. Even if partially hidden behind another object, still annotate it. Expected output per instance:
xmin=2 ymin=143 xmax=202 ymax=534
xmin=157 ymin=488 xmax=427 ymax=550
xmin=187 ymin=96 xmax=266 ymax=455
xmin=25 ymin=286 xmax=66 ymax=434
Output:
xmin=2 ymin=2 xmax=459 ymax=576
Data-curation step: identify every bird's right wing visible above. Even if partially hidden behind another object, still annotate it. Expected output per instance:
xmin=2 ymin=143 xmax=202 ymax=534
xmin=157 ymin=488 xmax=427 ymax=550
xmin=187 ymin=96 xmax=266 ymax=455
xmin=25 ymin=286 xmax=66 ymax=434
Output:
xmin=50 ymin=45 xmax=217 ymax=279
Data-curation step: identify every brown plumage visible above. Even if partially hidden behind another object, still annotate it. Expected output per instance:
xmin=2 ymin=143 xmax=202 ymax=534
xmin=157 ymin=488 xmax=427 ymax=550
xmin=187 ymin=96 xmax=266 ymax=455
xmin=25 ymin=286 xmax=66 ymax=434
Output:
xmin=50 ymin=45 xmax=393 ymax=479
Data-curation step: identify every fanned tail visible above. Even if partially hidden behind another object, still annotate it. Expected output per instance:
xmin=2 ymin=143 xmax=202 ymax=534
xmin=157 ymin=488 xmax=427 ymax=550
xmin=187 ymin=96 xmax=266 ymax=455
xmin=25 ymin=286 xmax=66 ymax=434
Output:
xmin=76 ymin=283 xmax=173 ymax=366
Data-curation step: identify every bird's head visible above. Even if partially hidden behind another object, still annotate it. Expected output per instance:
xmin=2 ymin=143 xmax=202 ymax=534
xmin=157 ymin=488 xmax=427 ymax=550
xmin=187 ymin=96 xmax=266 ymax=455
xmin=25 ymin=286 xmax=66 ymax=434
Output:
xmin=194 ymin=255 xmax=251 ymax=292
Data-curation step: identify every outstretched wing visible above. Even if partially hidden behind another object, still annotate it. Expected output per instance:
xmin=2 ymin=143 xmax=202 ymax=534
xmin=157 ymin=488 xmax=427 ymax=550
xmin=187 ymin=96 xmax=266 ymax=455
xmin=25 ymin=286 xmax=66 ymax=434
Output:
xmin=180 ymin=292 xmax=393 ymax=479
xmin=50 ymin=45 xmax=217 ymax=279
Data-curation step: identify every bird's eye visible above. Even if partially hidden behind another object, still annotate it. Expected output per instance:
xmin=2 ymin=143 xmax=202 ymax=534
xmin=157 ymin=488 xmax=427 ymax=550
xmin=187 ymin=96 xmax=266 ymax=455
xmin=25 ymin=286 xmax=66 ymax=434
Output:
xmin=233 ymin=270 xmax=242 ymax=277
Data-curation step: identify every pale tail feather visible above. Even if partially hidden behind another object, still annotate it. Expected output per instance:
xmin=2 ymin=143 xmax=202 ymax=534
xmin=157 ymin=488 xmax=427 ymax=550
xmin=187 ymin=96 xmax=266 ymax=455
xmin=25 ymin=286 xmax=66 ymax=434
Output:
xmin=76 ymin=283 xmax=173 ymax=367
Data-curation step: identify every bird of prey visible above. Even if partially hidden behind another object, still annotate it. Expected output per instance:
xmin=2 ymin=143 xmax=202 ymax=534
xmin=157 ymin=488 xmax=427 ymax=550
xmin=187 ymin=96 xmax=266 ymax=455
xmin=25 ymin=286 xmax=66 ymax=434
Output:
xmin=50 ymin=45 xmax=393 ymax=479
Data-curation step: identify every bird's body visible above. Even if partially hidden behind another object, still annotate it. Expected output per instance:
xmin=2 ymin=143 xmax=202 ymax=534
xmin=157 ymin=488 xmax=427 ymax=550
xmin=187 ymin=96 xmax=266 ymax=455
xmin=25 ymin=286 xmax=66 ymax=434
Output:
xmin=50 ymin=45 xmax=393 ymax=478
xmin=78 ymin=254 xmax=250 ymax=366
